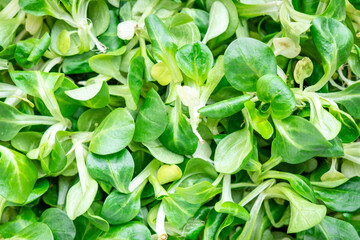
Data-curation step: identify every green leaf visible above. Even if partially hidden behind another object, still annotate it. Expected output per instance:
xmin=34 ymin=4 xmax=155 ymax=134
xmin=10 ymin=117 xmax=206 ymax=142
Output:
xmin=65 ymin=81 xmax=110 ymax=109
xmin=162 ymin=193 xmax=201 ymax=228
xmin=88 ymin=48 xmax=126 ymax=83
xmin=244 ymin=101 xmax=273 ymax=139
xmin=40 ymin=208 xmax=76 ymax=240
xmin=169 ymin=22 xmax=201 ymax=48
xmin=101 ymin=183 xmax=145 ymax=225
xmin=224 ymin=38 xmax=277 ymax=92
xmin=98 ymin=10 xmax=123 ymax=51
xmin=65 ymin=178 xmax=98 ymax=220
xmin=159 ymin=105 xmax=198 ymax=155
xmin=281 ymin=187 xmax=326 ymax=233
xmin=24 ymin=178 xmax=50 ymax=204
xmin=9 ymin=222 xmax=54 ymax=240
xmin=311 ymin=17 xmax=353 ymax=70
xmin=73 ymin=216 xmax=102 ymax=240
xmin=0 ymin=13 xmax=24 ymax=49
xmin=214 ymin=201 xmax=250 ymax=220
xmin=98 ymin=222 xmax=151 ymax=240
xmin=11 ymin=132 xmax=42 ymax=153
xmin=10 ymin=71 xmax=65 ymax=121
xmin=214 ymin=127 xmax=253 ymax=174
xmin=133 ymin=88 xmax=167 ymax=142
xmin=298 ymin=216 xmax=360 ymax=240
xmin=62 ymin=52 xmax=95 ymax=74
xmin=90 ymin=108 xmax=135 ymax=155
xmin=202 ymin=209 xmax=227 ymax=240
xmin=15 ymin=33 xmax=51 ymax=68
xmin=256 ymin=74 xmax=296 ymax=119
xmin=306 ymin=92 xmax=341 ymax=140
xmin=205 ymin=0 xmax=239 ymax=46
xmin=142 ymin=140 xmax=184 ymax=164
xmin=77 ymin=108 xmax=111 ymax=132
xmin=320 ymin=82 xmax=360 ymax=119
xmin=87 ymin=0 xmax=110 ymax=35
xmin=84 ymin=203 xmax=110 ymax=232
xmin=273 ymin=116 xmax=332 ymax=164
xmin=306 ymin=17 xmax=353 ymax=92
xmin=0 ymin=146 xmax=37 ymax=203
xmin=198 ymin=94 xmax=250 ymax=119
xmin=19 ymin=0 xmax=69 ymax=19
xmin=177 ymin=158 xmax=218 ymax=188
xmin=314 ymin=176 xmax=360 ymax=212
xmin=202 ymin=1 xmax=229 ymax=44
xmin=175 ymin=41 xmax=213 ymax=85
xmin=145 ymin=14 xmax=182 ymax=85
xmin=87 ymin=149 xmax=134 ymax=193
xmin=349 ymin=0 xmax=360 ymax=9
xmin=128 ymin=56 xmax=145 ymax=109
xmin=175 ymin=181 xmax=221 ymax=204
xmin=0 ymin=208 xmax=37 ymax=238
xmin=261 ymin=171 xmax=316 ymax=203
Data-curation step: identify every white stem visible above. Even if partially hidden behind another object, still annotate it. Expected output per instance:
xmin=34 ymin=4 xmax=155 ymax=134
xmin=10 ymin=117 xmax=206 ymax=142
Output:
xmin=43 ymin=57 xmax=63 ymax=73
xmin=239 ymin=179 xmax=276 ymax=207
xmin=212 ymin=173 xmax=224 ymax=187
xmin=222 ymin=174 xmax=233 ymax=202
xmin=75 ymin=145 xmax=88 ymax=194
xmin=129 ymin=160 xmax=160 ymax=192
xmin=88 ymin=29 xmax=107 ymax=53
xmin=156 ymin=204 xmax=167 ymax=240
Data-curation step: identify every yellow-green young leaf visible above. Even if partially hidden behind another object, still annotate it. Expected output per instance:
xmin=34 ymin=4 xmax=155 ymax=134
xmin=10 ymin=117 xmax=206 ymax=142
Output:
xmin=151 ymin=62 xmax=172 ymax=86
xmin=157 ymin=165 xmax=182 ymax=185
xmin=57 ymin=29 xmax=71 ymax=54
xmin=244 ymin=101 xmax=273 ymax=139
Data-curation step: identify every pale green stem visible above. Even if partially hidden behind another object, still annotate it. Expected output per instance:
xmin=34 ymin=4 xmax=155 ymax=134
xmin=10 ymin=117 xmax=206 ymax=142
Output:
xmin=262 ymin=156 xmax=282 ymax=172
xmin=238 ymin=179 xmax=275 ymax=206
xmin=212 ymin=173 xmax=224 ymax=187
xmin=129 ymin=159 xmax=161 ymax=192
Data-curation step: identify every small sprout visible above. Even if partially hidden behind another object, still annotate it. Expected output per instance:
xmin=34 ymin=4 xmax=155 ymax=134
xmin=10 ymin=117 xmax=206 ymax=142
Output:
xmin=294 ymin=57 xmax=313 ymax=90
xmin=117 ymin=20 xmax=138 ymax=40
xmin=273 ymin=37 xmax=301 ymax=59
xmin=157 ymin=164 xmax=182 ymax=185
xmin=151 ymin=62 xmax=172 ymax=86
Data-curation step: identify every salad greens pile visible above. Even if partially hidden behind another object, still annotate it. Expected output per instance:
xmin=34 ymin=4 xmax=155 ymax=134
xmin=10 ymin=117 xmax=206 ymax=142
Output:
xmin=1 ymin=0 xmax=360 ymax=239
